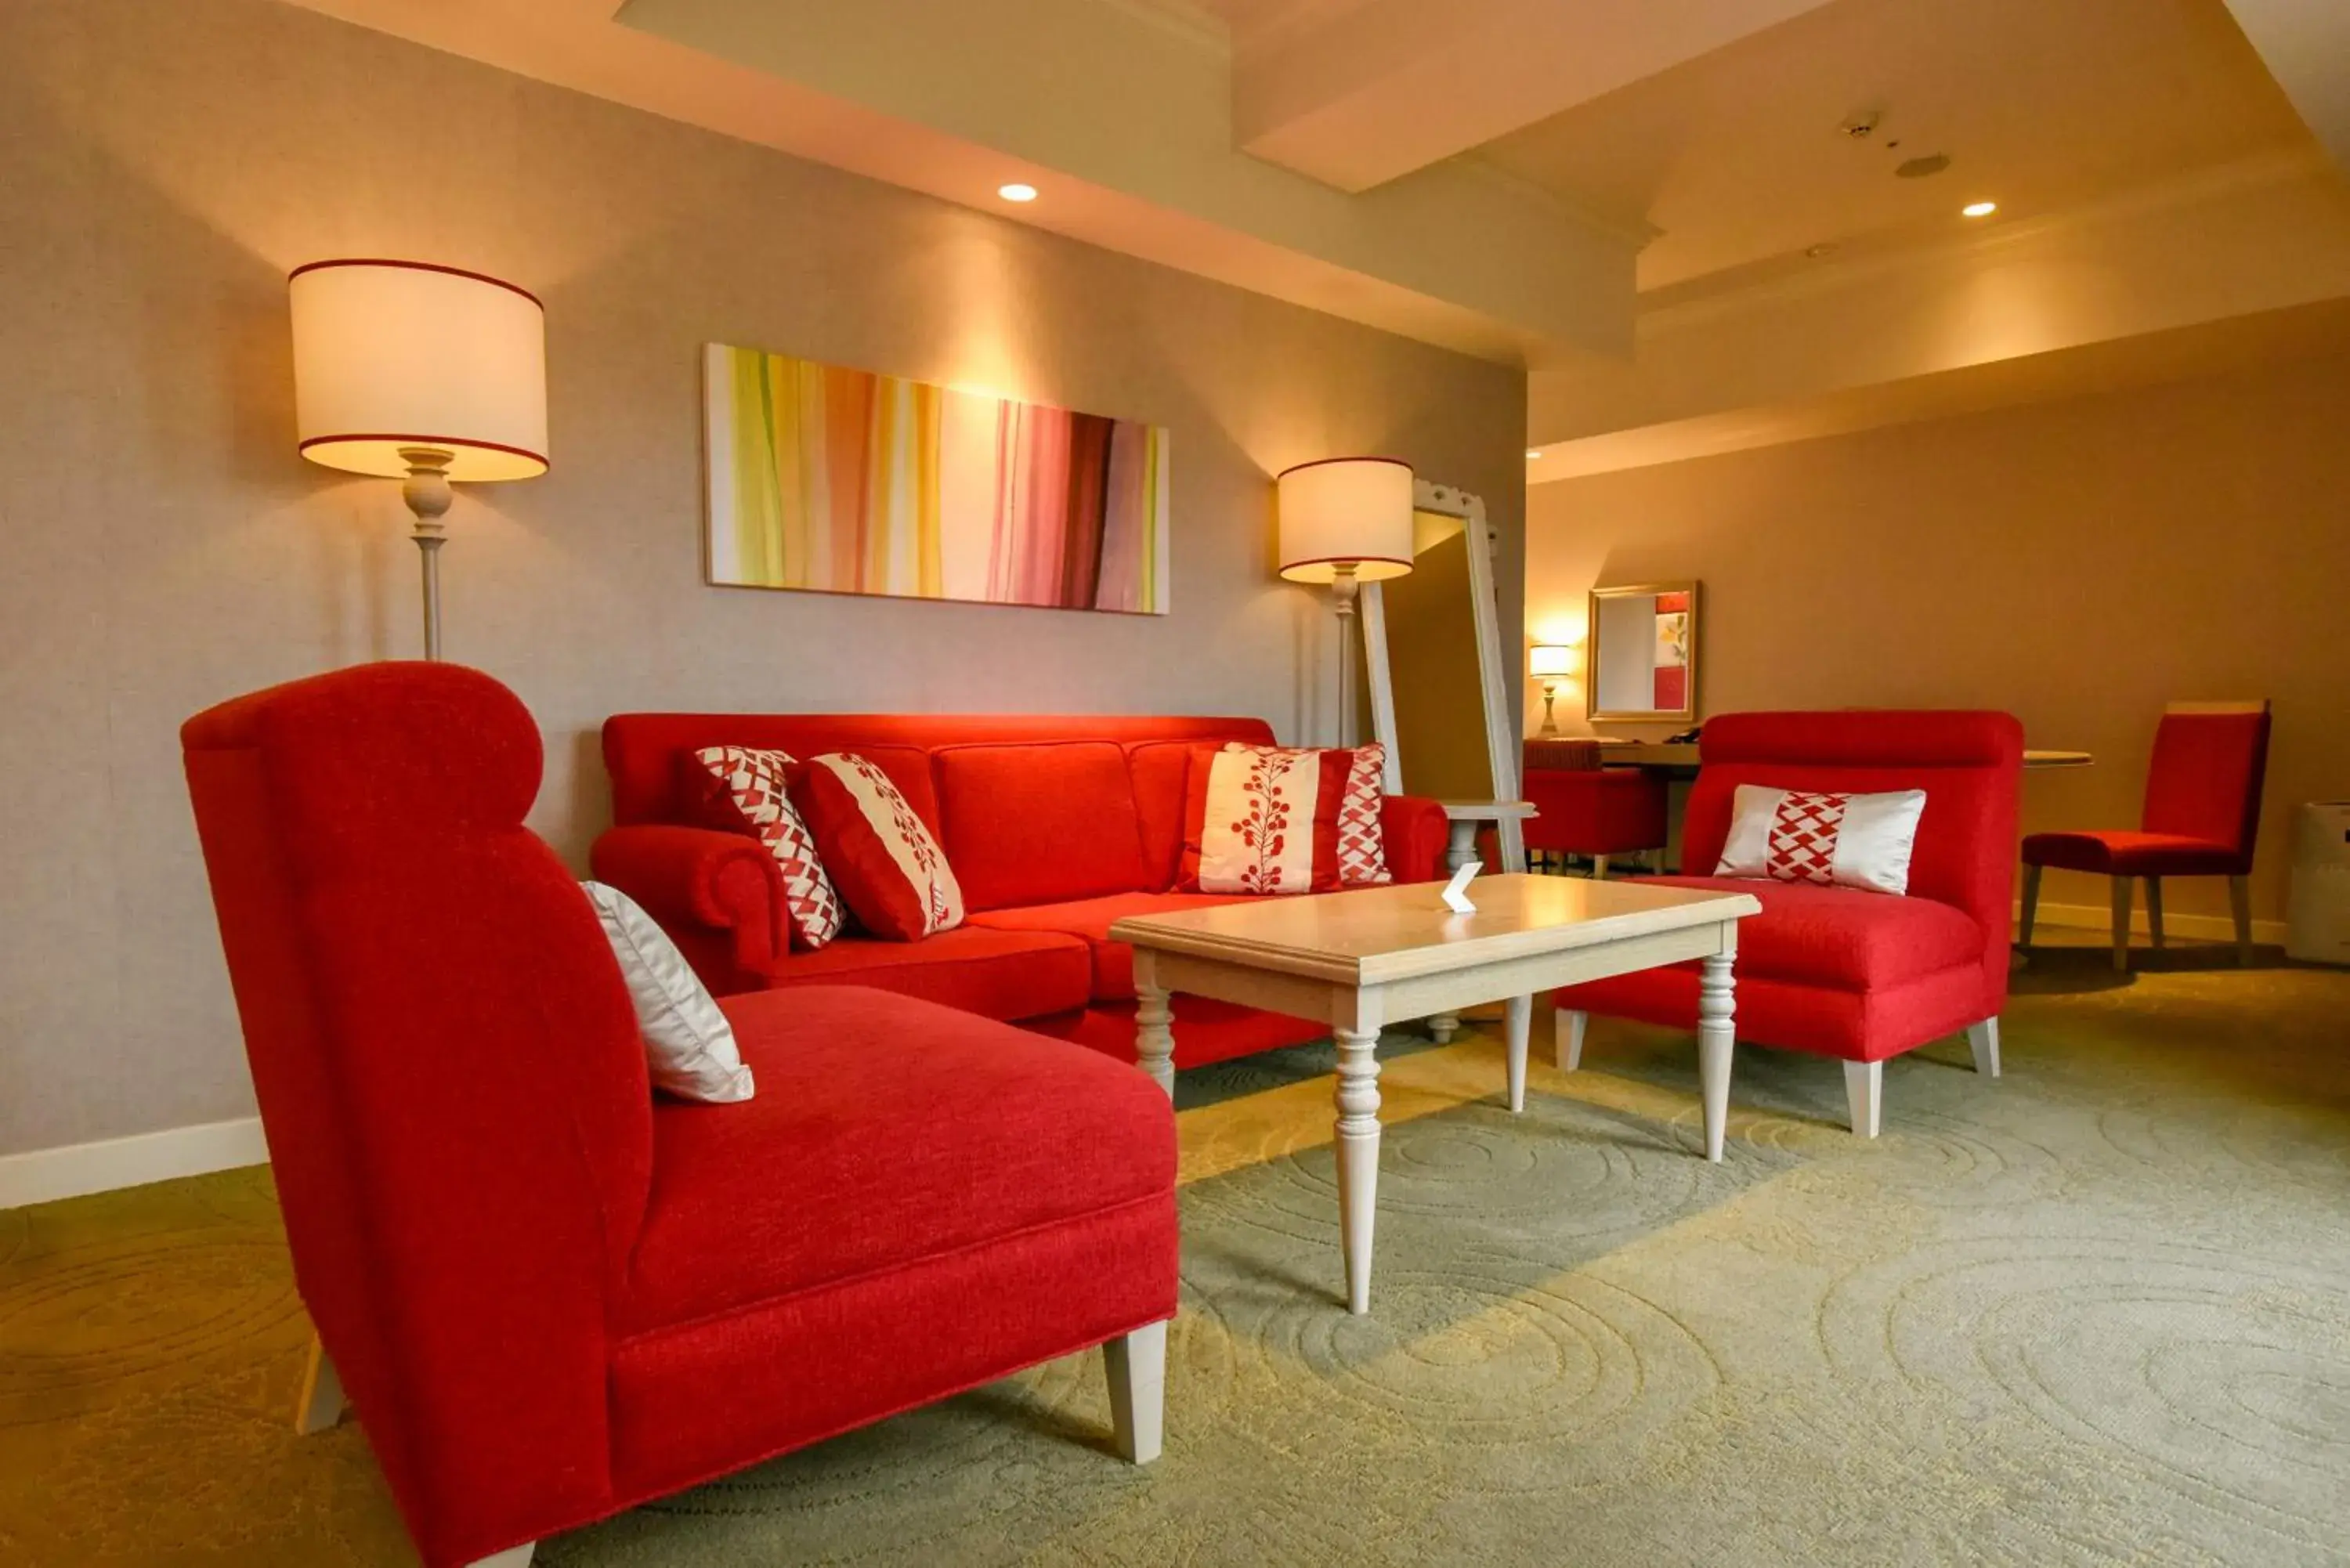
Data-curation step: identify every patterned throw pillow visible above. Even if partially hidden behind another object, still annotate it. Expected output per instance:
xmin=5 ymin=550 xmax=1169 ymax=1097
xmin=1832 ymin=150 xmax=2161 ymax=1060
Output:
xmin=1715 ymin=784 xmax=1928 ymax=895
xmin=1180 ymin=742 xmax=1392 ymax=896
xmin=687 ymin=745 xmax=846 ymax=950
xmin=793 ymin=753 xmax=966 ymax=941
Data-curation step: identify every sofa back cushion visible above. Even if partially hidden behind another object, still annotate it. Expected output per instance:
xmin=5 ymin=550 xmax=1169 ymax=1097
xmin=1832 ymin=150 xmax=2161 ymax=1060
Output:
xmin=1126 ymin=741 xmax=1200 ymax=891
xmin=936 ymin=742 xmax=1150 ymax=911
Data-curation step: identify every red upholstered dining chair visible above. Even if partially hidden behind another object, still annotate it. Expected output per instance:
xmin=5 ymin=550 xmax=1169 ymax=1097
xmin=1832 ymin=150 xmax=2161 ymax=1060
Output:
xmin=181 ymin=663 xmax=1177 ymax=1568
xmin=1553 ymin=711 xmax=2023 ymax=1139
xmin=1520 ymin=739 xmax=1669 ymax=878
xmin=2021 ymin=699 xmax=2272 ymax=970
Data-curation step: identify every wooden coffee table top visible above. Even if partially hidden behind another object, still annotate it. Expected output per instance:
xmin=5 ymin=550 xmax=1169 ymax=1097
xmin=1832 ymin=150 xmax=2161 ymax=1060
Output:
xmin=1108 ymin=873 xmax=1760 ymax=988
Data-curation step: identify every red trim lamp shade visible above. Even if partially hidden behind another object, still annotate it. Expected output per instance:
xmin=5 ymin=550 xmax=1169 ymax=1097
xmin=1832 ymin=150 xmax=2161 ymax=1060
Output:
xmin=289 ymin=259 xmax=549 ymax=659
xmin=1276 ymin=457 xmax=1414 ymax=746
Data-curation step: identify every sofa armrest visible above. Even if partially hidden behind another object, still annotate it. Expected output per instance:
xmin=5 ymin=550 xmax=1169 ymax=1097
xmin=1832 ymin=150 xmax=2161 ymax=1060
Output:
xmin=590 ymin=826 xmax=786 ymax=988
xmin=1380 ymin=793 xmax=1451 ymax=882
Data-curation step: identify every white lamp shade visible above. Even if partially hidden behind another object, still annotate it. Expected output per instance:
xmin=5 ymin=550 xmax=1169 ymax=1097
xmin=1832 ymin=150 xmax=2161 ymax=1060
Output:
xmin=1529 ymin=643 xmax=1575 ymax=679
xmin=290 ymin=259 xmax=549 ymax=482
xmin=1276 ymin=457 xmax=1414 ymax=583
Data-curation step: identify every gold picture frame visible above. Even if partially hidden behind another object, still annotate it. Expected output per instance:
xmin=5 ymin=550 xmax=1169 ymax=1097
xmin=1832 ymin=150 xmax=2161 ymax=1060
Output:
xmin=1586 ymin=581 xmax=1700 ymax=724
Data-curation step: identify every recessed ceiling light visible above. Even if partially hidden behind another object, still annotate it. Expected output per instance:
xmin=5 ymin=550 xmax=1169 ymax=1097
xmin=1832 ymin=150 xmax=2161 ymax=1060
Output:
xmin=997 ymin=182 xmax=1039 ymax=203
xmin=1526 ymin=449 xmax=1543 ymax=460
xmin=1895 ymin=154 xmax=1951 ymax=179
xmin=1961 ymin=200 xmax=1998 ymax=218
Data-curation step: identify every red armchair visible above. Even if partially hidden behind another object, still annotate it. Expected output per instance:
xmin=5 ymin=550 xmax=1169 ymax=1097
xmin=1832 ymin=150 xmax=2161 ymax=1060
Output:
xmin=182 ymin=663 xmax=1178 ymax=1568
xmin=1520 ymin=739 xmax=1669 ymax=877
xmin=2021 ymin=700 xmax=2271 ymax=970
xmin=1552 ymin=711 xmax=2023 ymax=1137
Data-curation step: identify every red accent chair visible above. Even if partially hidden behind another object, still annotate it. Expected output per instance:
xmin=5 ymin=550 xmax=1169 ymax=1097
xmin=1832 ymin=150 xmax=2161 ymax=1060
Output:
xmin=2020 ymin=700 xmax=2272 ymax=970
xmin=182 ymin=663 xmax=1179 ymax=1568
xmin=1551 ymin=711 xmax=2023 ymax=1138
xmin=1520 ymin=739 xmax=1669 ymax=878
xmin=591 ymin=714 xmax=1451 ymax=1072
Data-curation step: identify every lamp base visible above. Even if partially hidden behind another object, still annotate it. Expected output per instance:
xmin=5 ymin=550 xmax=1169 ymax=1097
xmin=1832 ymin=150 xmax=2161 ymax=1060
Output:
xmin=1538 ymin=684 xmax=1560 ymax=739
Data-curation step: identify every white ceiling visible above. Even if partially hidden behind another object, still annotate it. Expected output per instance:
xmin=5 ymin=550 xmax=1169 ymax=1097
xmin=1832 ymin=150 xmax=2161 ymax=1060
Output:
xmin=1479 ymin=0 xmax=2317 ymax=294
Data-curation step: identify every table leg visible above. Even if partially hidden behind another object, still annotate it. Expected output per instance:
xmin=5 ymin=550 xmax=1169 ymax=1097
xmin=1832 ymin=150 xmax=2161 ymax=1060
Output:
xmin=1133 ymin=951 xmax=1176 ymax=1099
xmin=1696 ymin=952 xmax=1734 ymax=1162
xmin=1332 ymin=1025 xmax=1383 ymax=1314
xmin=1503 ymin=994 xmax=1531 ymax=1113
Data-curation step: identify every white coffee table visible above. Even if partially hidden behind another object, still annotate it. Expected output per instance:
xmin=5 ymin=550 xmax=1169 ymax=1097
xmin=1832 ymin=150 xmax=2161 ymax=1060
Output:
xmin=1109 ymin=873 xmax=1760 ymax=1313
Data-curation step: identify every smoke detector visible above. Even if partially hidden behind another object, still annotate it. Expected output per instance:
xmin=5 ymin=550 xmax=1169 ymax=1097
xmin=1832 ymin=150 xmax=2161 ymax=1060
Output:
xmin=1839 ymin=111 xmax=1882 ymax=140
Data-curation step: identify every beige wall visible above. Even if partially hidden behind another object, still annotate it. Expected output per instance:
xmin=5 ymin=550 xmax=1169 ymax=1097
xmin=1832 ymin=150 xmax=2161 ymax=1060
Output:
xmin=0 ymin=0 xmax=1524 ymax=1158
xmin=1526 ymin=350 xmax=2350 ymax=928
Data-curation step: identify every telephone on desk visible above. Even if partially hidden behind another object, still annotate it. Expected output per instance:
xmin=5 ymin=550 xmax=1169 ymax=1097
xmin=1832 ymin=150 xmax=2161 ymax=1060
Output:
xmin=1661 ymin=724 xmax=1703 ymax=745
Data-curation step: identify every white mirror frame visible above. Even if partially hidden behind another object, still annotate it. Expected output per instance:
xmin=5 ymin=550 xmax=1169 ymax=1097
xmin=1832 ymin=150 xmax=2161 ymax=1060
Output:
xmin=1359 ymin=480 xmax=1526 ymax=872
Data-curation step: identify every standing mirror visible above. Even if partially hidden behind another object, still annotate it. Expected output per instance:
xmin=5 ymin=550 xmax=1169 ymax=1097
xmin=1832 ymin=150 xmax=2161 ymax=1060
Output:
xmin=1588 ymin=582 xmax=1700 ymax=724
xmin=1358 ymin=482 xmax=1524 ymax=870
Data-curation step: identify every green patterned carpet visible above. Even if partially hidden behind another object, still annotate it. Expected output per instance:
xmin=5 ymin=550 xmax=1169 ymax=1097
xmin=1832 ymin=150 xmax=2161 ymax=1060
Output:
xmin=5 ymin=938 xmax=2347 ymax=1566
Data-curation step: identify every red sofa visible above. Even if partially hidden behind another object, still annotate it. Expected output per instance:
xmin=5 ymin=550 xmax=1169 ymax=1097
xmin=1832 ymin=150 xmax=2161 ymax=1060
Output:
xmin=591 ymin=713 xmax=1452 ymax=1071
xmin=1553 ymin=710 xmax=2022 ymax=1137
xmin=183 ymin=664 xmax=1180 ymax=1568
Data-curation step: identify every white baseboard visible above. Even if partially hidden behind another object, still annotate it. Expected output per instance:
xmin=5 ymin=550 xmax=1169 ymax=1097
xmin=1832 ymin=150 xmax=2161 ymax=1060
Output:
xmin=2018 ymin=898 xmax=2287 ymax=946
xmin=0 ymin=1117 xmax=268 ymax=1212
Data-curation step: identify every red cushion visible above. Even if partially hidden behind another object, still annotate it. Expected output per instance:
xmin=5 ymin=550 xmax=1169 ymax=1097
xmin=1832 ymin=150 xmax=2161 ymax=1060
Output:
xmin=749 ymin=924 xmax=1090 ymax=1020
xmin=2022 ymin=829 xmax=2242 ymax=877
xmin=1556 ymin=963 xmax=1991 ymax=1064
xmin=2141 ymin=709 xmax=2269 ymax=856
xmin=967 ymin=891 xmax=1264 ymax=1002
xmin=934 ymin=742 xmax=1148 ymax=911
xmin=1635 ymin=876 xmax=1986 ymax=989
xmin=621 ymin=986 xmax=1175 ymax=1334
xmin=1126 ymin=741 xmax=1198 ymax=891
xmin=791 ymin=754 xmax=963 ymax=941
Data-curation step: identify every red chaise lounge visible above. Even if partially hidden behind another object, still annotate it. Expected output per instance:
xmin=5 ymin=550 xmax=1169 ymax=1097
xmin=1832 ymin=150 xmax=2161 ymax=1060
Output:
xmin=183 ymin=663 xmax=1180 ymax=1568
xmin=591 ymin=713 xmax=1452 ymax=1071
xmin=1553 ymin=710 xmax=2023 ymax=1137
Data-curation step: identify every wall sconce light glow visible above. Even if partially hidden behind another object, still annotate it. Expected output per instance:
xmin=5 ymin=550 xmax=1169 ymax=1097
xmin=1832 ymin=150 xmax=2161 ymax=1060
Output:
xmin=997 ymin=182 xmax=1039 ymax=203
xmin=1961 ymin=201 xmax=1998 ymax=219
xmin=1526 ymin=449 xmax=1544 ymax=460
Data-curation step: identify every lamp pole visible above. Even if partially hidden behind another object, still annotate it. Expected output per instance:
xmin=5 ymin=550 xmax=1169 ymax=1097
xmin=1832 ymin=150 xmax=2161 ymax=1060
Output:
xmin=399 ymin=446 xmax=456 ymax=661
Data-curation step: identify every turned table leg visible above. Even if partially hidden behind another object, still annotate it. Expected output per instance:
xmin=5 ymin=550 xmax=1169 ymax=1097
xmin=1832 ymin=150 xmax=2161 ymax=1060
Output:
xmin=1696 ymin=950 xmax=1735 ymax=1163
xmin=1133 ymin=950 xmax=1176 ymax=1098
xmin=1332 ymin=1024 xmax=1383 ymax=1314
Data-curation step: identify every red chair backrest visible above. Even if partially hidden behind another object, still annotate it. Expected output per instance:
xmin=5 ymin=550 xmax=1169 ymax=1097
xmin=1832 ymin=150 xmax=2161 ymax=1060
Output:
xmin=2141 ymin=705 xmax=2271 ymax=865
xmin=1685 ymin=711 xmax=2024 ymax=992
xmin=183 ymin=662 xmax=648 ymax=1555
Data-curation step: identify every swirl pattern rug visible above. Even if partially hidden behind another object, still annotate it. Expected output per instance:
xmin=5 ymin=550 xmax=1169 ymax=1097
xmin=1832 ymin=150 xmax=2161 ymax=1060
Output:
xmin=4 ymin=941 xmax=2346 ymax=1566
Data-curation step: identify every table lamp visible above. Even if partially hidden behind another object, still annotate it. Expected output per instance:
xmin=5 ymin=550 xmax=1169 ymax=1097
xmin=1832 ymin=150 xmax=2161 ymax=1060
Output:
xmin=1529 ymin=643 xmax=1575 ymax=735
xmin=290 ymin=259 xmax=549 ymax=659
xmin=1277 ymin=457 xmax=1413 ymax=746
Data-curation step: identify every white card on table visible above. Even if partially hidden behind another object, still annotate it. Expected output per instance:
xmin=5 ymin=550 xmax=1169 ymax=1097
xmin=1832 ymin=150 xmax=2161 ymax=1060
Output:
xmin=1440 ymin=862 xmax=1480 ymax=914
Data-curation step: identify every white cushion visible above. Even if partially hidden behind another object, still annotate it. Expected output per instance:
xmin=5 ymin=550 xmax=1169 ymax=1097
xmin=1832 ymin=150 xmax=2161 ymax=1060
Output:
xmin=1716 ymin=785 xmax=1927 ymax=896
xmin=582 ymin=880 xmax=754 ymax=1103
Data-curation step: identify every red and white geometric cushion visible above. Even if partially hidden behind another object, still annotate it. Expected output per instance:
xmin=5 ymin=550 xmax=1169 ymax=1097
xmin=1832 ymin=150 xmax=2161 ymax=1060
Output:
xmin=687 ymin=745 xmax=845 ymax=950
xmin=792 ymin=753 xmax=965 ymax=941
xmin=1180 ymin=742 xmax=1391 ymax=896
xmin=1716 ymin=784 xmax=1928 ymax=896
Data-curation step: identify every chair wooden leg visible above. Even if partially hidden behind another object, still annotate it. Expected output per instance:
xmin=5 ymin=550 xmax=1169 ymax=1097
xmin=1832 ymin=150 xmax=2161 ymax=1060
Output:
xmin=2145 ymin=876 xmax=2165 ymax=952
xmin=1104 ymin=1319 xmax=1167 ymax=1464
xmin=295 ymin=1335 xmax=346 ymax=1435
xmin=1965 ymin=1017 xmax=2002 ymax=1078
xmin=2229 ymin=875 xmax=2254 ymax=966
xmin=2109 ymin=876 xmax=2133 ymax=972
xmin=1556 ymin=1008 xmax=1586 ymax=1072
xmin=2018 ymin=863 xmax=2042 ymax=947
xmin=1842 ymin=1060 xmax=1883 ymax=1138
xmin=1591 ymin=853 xmax=1610 ymax=881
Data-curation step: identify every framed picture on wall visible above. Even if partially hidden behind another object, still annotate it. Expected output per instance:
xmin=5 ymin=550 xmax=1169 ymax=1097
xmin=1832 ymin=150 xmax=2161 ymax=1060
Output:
xmin=702 ymin=343 xmax=1171 ymax=614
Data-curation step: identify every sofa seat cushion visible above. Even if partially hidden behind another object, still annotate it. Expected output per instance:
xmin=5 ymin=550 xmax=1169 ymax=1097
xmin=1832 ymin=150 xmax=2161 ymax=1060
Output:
xmin=748 ymin=924 xmax=1090 ymax=1021
xmin=967 ymin=891 xmax=1264 ymax=1002
xmin=1643 ymin=876 xmax=1985 ymax=990
xmin=622 ymin=985 xmax=1175 ymax=1334
xmin=2021 ymin=829 xmax=2240 ymax=877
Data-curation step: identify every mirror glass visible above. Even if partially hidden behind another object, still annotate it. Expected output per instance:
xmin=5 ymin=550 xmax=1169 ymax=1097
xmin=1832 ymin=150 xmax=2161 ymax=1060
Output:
xmin=1588 ymin=583 xmax=1699 ymax=723
xmin=1361 ymin=510 xmax=1497 ymax=799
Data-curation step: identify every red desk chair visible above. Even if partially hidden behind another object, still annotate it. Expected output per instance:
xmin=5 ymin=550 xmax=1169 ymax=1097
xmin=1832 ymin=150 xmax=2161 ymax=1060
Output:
xmin=1521 ymin=739 xmax=1668 ymax=879
xmin=2021 ymin=700 xmax=2272 ymax=970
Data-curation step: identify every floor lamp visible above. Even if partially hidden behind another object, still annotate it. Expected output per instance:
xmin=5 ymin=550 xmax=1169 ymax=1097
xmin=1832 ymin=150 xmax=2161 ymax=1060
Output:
xmin=1276 ymin=457 xmax=1415 ymax=748
xmin=289 ymin=260 xmax=549 ymax=660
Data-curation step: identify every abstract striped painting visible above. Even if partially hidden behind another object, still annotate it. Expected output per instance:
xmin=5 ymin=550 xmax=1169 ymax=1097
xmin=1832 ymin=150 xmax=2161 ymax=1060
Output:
xmin=703 ymin=344 xmax=1171 ymax=614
